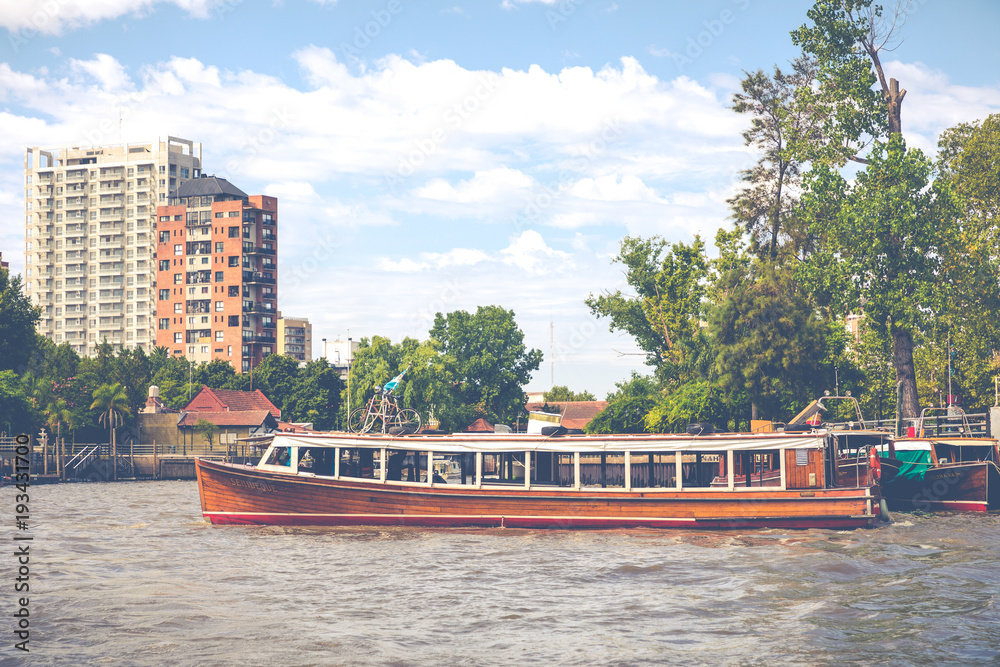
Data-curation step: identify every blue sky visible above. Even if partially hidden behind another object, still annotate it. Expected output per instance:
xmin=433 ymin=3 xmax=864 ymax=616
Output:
xmin=2 ymin=0 xmax=999 ymax=397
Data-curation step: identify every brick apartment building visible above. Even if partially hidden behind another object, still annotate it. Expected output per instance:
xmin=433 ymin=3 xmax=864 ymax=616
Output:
xmin=155 ymin=175 xmax=278 ymax=372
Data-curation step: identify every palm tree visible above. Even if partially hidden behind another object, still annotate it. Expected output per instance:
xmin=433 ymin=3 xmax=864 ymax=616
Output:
xmin=91 ymin=383 xmax=129 ymax=481
xmin=44 ymin=397 xmax=74 ymax=479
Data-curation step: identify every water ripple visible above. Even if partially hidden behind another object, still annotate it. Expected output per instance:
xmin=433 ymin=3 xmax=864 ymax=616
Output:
xmin=9 ymin=482 xmax=1000 ymax=665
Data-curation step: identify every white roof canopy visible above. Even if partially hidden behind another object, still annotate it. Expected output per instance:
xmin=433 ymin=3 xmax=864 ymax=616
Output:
xmin=269 ymin=432 xmax=828 ymax=454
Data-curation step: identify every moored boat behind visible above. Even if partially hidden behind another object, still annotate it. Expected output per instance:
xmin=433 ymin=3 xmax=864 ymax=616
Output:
xmin=196 ymin=428 xmax=884 ymax=530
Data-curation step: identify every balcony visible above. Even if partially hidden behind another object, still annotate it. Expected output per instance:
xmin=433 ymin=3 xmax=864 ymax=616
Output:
xmin=243 ymin=334 xmax=277 ymax=344
xmin=242 ymin=244 xmax=275 ymax=256
xmin=242 ymin=303 xmax=276 ymax=315
xmin=242 ymin=271 xmax=275 ymax=285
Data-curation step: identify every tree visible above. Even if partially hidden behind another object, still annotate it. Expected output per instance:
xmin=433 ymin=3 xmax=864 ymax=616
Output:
xmin=286 ymin=358 xmax=343 ymax=431
xmin=196 ymin=358 xmax=237 ymax=390
xmin=0 ymin=267 xmax=41 ymax=374
xmin=729 ymin=55 xmax=821 ymax=260
xmin=712 ymin=257 xmax=834 ymax=421
xmin=228 ymin=353 xmax=300 ymax=419
xmin=43 ymin=396 xmax=74 ymax=477
xmin=430 ymin=306 xmax=543 ymax=426
xmin=542 ymin=386 xmax=596 ymax=402
xmin=798 ymin=136 xmax=961 ymax=418
xmin=790 ymin=0 xmax=910 ymax=165
xmin=0 ymin=370 xmax=34 ymax=436
xmin=194 ymin=418 xmax=219 ymax=451
xmin=90 ymin=383 xmax=129 ymax=480
xmin=586 ymin=236 xmax=708 ymax=383
xmin=586 ymin=373 xmax=659 ymax=434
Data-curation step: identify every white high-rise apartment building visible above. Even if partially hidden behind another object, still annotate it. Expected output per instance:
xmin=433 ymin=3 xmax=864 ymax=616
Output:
xmin=24 ymin=137 xmax=202 ymax=355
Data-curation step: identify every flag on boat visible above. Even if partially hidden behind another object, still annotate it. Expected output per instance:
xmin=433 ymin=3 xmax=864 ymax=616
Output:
xmin=383 ymin=365 xmax=409 ymax=392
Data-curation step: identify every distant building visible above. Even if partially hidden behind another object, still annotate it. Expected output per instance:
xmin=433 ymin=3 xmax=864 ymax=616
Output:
xmin=277 ymin=313 xmax=312 ymax=362
xmin=845 ymin=313 xmax=864 ymax=341
xmin=24 ymin=137 xmax=202 ymax=355
xmin=321 ymin=338 xmax=360 ymax=379
xmin=154 ymin=176 xmax=278 ymax=372
xmin=0 ymin=251 xmax=8 ymax=271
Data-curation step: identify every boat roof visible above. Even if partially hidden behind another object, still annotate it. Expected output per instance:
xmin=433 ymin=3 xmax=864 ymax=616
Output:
xmin=268 ymin=431 xmax=828 ymax=454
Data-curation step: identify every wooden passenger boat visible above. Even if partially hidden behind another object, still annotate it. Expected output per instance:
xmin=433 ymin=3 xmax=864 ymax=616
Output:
xmin=196 ymin=429 xmax=885 ymax=529
xmin=879 ymin=435 xmax=1000 ymax=512
xmin=873 ymin=407 xmax=1000 ymax=512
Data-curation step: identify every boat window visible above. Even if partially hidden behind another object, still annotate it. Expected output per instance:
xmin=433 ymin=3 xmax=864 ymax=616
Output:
xmin=725 ymin=451 xmax=781 ymax=488
xmin=675 ymin=452 xmax=720 ymax=488
xmin=264 ymin=446 xmax=292 ymax=467
xmin=577 ymin=452 xmax=626 ymax=488
xmin=384 ymin=449 xmax=429 ymax=483
xmin=339 ymin=448 xmax=377 ymax=479
xmin=297 ymin=448 xmax=314 ymax=472
xmin=482 ymin=452 xmax=530 ymax=485
xmin=309 ymin=448 xmax=336 ymax=476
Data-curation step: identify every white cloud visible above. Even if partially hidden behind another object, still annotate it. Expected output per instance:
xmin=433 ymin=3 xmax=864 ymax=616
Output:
xmin=0 ymin=0 xmax=223 ymax=36
xmin=70 ymin=54 xmax=132 ymax=91
xmin=501 ymin=230 xmax=572 ymax=273
xmin=416 ymin=167 xmax=535 ymax=203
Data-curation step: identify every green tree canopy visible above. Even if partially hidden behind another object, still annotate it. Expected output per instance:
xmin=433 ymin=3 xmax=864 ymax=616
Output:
xmin=430 ymin=306 xmax=542 ymax=426
xmin=586 ymin=236 xmax=708 ymax=383
xmin=542 ymin=386 xmax=596 ymax=402
xmin=0 ymin=267 xmax=40 ymax=374
xmin=799 ymin=135 xmax=961 ymax=417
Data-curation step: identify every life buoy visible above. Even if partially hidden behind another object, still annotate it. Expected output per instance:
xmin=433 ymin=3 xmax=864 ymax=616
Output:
xmin=868 ymin=448 xmax=881 ymax=483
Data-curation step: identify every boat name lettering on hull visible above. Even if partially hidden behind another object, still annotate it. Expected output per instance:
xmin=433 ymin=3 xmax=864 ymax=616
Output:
xmin=228 ymin=478 xmax=277 ymax=493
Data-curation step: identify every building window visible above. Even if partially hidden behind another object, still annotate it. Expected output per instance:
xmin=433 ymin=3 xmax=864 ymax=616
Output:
xmin=159 ymin=231 xmax=170 ymax=242
xmin=174 ymin=273 xmax=182 ymax=284
xmin=215 ymin=211 xmax=224 ymax=218
xmin=215 ymin=330 xmax=224 ymax=341
xmin=173 ymin=244 xmax=182 ymax=255
xmin=158 ymin=289 xmax=170 ymax=301
xmin=228 ymin=345 xmax=232 ymax=356
xmin=228 ymin=226 xmax=239 ymax=238
xmin=215 ymin=301 xmax=224 ymax=312
xmin=228 ymin=285 xmax=239 ymax=297
xmin=158 ymin=318 xmax=170 ymax=330
xmin=174 ymin=332 xmax=182 ymax=343
xmin=159 ymin=260 xmax=170 ymax=271
xmin=215 ymin=271 xmax=224 ymax=282
xmin=228 ymin=256 xmax=238 ymax=267
xmin=174 ymin=303 xmax=182 ymax=313
xmin=228 ymin=211 xmax=240 ymax=217
xmin=228 ymin=315 xmax=239 ymax=326
xmin=215 ymin=242 xmax=224 ymax=252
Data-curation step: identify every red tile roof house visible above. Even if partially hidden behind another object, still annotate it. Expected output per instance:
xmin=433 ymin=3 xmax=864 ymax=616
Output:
xmin=524 ymin=401 xmax=609 ymax=431
xmin=178 ymin=387 xmax=283 ymax=455
xmin=184 ymin=387 xmax=281 ymax=420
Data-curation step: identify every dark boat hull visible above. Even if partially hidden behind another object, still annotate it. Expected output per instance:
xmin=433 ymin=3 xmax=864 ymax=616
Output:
xmin=196 ymin=458 xmax=879 ymax=530
xmin=881 ymin=460 xmax=1000 ymax=512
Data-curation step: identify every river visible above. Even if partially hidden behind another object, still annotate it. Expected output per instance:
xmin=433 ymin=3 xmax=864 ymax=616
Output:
xmin=5 ymin=480 xmax=999 ymax=666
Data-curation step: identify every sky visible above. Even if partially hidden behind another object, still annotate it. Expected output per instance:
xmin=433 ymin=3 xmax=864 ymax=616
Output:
xmin=1 ymin=0 xmax=999 ymax=398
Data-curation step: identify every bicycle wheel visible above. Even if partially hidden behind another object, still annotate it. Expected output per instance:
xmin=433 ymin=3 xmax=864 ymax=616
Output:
xmin=348 ymin=408 xmax=369 ymax=433
xmin=394 ymin=408 xmax=422 ymax=433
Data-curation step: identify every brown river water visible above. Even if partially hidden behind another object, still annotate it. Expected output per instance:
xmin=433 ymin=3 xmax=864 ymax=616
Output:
xmin=4 ymin=480 xmax=999 ymax=666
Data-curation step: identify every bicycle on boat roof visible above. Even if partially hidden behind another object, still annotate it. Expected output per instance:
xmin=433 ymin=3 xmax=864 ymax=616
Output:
xmin=348 ymin=363 xmax=422 ymax=434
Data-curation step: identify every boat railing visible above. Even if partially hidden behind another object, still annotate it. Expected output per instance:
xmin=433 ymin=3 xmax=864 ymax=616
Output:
xmin=67 ymin=444 xmax=101 ymax=471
